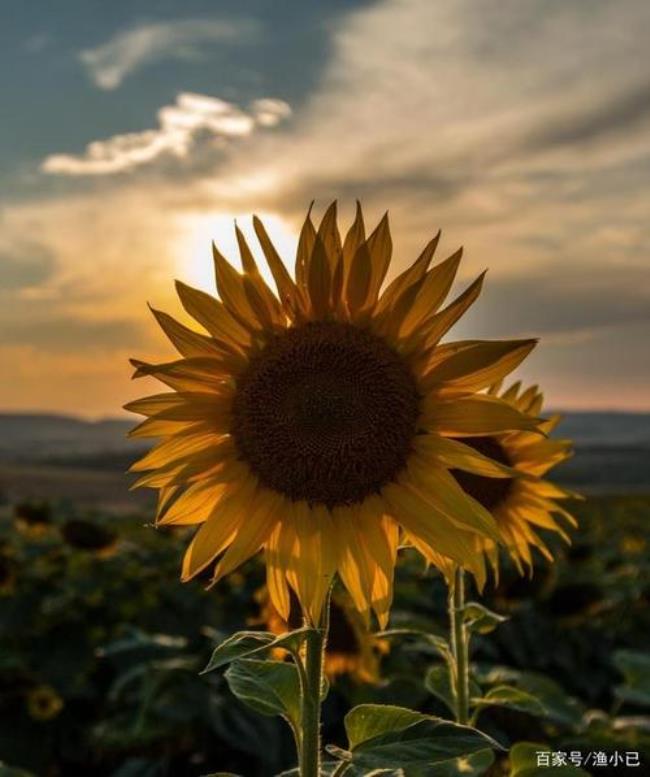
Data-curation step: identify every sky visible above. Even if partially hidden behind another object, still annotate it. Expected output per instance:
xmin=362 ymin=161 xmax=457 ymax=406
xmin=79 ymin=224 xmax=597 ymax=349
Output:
xmin=1 ymin=0 xmax=649 ymax=416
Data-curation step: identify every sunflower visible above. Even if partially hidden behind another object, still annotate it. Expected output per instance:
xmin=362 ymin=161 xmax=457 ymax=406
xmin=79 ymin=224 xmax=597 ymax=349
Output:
xmin=61 ymin=519 xmax=118 ymax=557
xmin=14 ymin=501 xmax=52 ymax=537
xmin=126 ymin=202 xmax=540 ymax=627
xmin=257 ymin=586 xmax=387 ymax=683
xmin=26 ymin=685 xmax=64 ymax=721
xmin=449 ymin=381 xmax=577 ymax=574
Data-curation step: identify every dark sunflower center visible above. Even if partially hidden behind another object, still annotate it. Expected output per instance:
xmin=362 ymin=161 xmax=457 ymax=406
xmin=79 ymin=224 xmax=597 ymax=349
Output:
xmin=231 ymin=321 xmax=419 ymax=508
xmin=449 ymin=436 xmax=514 ymax=511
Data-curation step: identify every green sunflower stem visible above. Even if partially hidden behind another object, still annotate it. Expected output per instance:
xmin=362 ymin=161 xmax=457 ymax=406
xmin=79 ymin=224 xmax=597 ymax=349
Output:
xmin=449 ymin=566 xmax=470 ymax=725
xmin=299 ymin=599 xmax=329 ymax=777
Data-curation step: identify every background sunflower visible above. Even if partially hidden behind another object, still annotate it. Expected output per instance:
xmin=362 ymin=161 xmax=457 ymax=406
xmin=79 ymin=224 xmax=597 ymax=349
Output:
xmin=256 ymin=586 xmax=388 ymax=684
xmin=450 ymin=381 xmax=578 ymax=574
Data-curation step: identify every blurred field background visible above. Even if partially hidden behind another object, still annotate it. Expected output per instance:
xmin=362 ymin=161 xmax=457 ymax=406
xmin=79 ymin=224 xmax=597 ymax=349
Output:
xmin=1 ymin=412 xmax=649 ymax=776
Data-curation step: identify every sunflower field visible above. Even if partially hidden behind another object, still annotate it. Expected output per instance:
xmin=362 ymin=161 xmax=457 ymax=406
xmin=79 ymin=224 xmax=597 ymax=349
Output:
xmin=1 ymin=493 xmax=649 ymax=776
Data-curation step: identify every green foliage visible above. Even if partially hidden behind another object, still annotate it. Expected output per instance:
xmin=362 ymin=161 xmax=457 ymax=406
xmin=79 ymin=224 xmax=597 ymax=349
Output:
xmin=336 ymin=703 xmax=500 ymax=772
xmin=462 ymin=602 xmax=507 ymax=634
xmin=225 ymin=659 xmax=301 ymax=730
xmin=1 ymin=493 xmax=650 ymax=775
xmin=202 ymin=627 xmax=311 ymax=673
xmin=613 ymin=650 xmax=650 ymax=707
xmin=376 ymin=628 xmax=452 ymax=662
xmin=424 ymin=664 xmax=456 ymax=714
xmin=473 ymin=686 xmax=547 ymax=719
xmin=474 ymin=667 xmax=586 ymax=728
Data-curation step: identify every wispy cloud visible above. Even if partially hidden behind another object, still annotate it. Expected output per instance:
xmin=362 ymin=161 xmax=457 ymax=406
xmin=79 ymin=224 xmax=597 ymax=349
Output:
xmin=0 ymin=243 xmax=56 ymax=291
xmin=41 ymin=93 xmax=291 ymax=175
xmin=80 ymin=17 xmax=258 ymax=90
xmin=9 ymin=0 xmax=650 ymax=412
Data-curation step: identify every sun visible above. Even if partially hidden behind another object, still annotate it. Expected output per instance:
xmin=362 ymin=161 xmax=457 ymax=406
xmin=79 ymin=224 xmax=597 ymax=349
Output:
xmin=175 ymin=211 xmax=298 ymax=294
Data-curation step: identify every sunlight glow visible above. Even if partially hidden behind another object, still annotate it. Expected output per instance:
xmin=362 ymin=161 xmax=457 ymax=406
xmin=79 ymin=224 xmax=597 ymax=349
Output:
xmin=174 ymin=211 xmax=298 ymax=294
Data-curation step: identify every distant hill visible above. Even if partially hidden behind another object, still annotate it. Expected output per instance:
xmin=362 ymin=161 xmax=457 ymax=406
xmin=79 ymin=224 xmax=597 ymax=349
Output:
xmin=0 ymin=413 xmax=139 ymax=464
xmin=551 ymin=411 xmax=650 ymax=447
xmin=0 ymin=410 xmax=648 ymax=494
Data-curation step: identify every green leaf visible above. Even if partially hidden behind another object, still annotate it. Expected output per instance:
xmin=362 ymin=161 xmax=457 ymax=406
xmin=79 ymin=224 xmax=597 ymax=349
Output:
xmin=424 ymin=664 xmax=455 ymax=714
xmin=473 ymin=685 xmax=546 ymax=717
xmin=432 ymin=748 xmax=495 ymax=777
xmin=224 ymin=658 xmax=301 ymax=729
xmin=476 ymin=666 xmax=584 ymax=727
xmin=461 ymin=602 xmax=507 ymax=634
xmin=613 ymin=649 xmax=650 ymax=707
xmin=345 ymin=703 xmax=427 ymax=749
xmin=376 ymin=629 xmax=452 ymax=661
xmin=344 ymin=704 xmax=500 ymax=771
xmin=425 ymin=664 xmax=482 ymax=715
xmin=509 ymin=742 xmax=590 ymax=776
xmin=202 ymin=628 xmax=311 ymax=673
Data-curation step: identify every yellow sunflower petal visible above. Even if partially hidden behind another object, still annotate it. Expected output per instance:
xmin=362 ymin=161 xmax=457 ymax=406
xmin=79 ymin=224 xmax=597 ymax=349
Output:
xmin=124 ymin=391 xmax=232 ymax=422
xmin=345 ymin=240 xmax=373 ymax=314
xmin=363 ymin=212 xmax=392 ymax=310
xmin=382 ymin=481 xmax=485 ymax=585
xmin=212 ymin=244 xmax=263 ymax=328
xmin=340 ymin=200 xmax=366 ymax=300
xmin=174 ymin=282 xmax=252 ymax=348
xmin=374 ymin=230 xmax=440 ymax=316
xmin=129 ymin=430 xmax=228 ymax=472
xmin=181 ymin=478 xmax=257 ymax=580
xmin=511 ymin=439 xmax=573 ymax=475
xmin=515 ymin=384 xmax=539 ymax=413
xmin=421 ymin=395 xmax=540 ymax=436
xmin=398 ymin=248 xmax=463 ymax=338
xmin=295 ymin=203 xmax=316 ymax=289
xmin=130 ymin=355 xmax=242 ymax=392
xmin=501 ymin=381 xmax=522 ymax=403
xmin=253 ymin=215 xmax=302 ymax=316
xmin=420 ymin=272 xmax=486 ymax=350
xmin=317 ymin=201 xmax=343 ymax=276
xmin=149 ymin=306 xmax=224 ymax=358
xmin=358 ymin=497 xmax=397 ymax=628
xmin=307 ymin=234 xmax=331 ymax=319
xmin=407 ymin=461 xmax=501 ymax=543
xmin=421 ymin=339 xmax=537 ymax=395
xmin=157 ymin=478 xmax=231 ymax=526
xmin=286 ymin=502 xmax=338 ymax=625
xmin=127 ymin=416 xmax=203 ymax=439
xmin=234 ymin=225 xmax=286 ymax=326
xmin=265 ymin=521 xmax=293 ymax=621
xmin=333 ymin=505 xmax=374 ymax=622
xmin=211 ymin=490 xmax=282 ymax=582
xmin=414 ymin=434 xmax=518 ymax=478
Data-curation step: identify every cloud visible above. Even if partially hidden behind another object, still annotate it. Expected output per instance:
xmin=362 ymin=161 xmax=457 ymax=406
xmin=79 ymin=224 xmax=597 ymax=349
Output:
xmin=209 ymin=0 xmax=648 ymax=209
xmin=0 ymin=243 xmax=56 ymax=291
xmin=14 ymin=0 xmax=650 ymax=412
xmin=41 ymin=93 xmax=291 ymax=175
xmin=80 ymin=17 xmax=258 ymax=90
xmin=458 ymin=264 xmax=650 ymax=339
xmin=0 ymin=316 xmax=146 ymax=351
xmin=523 ymin=80 xmax=650 ymax=152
